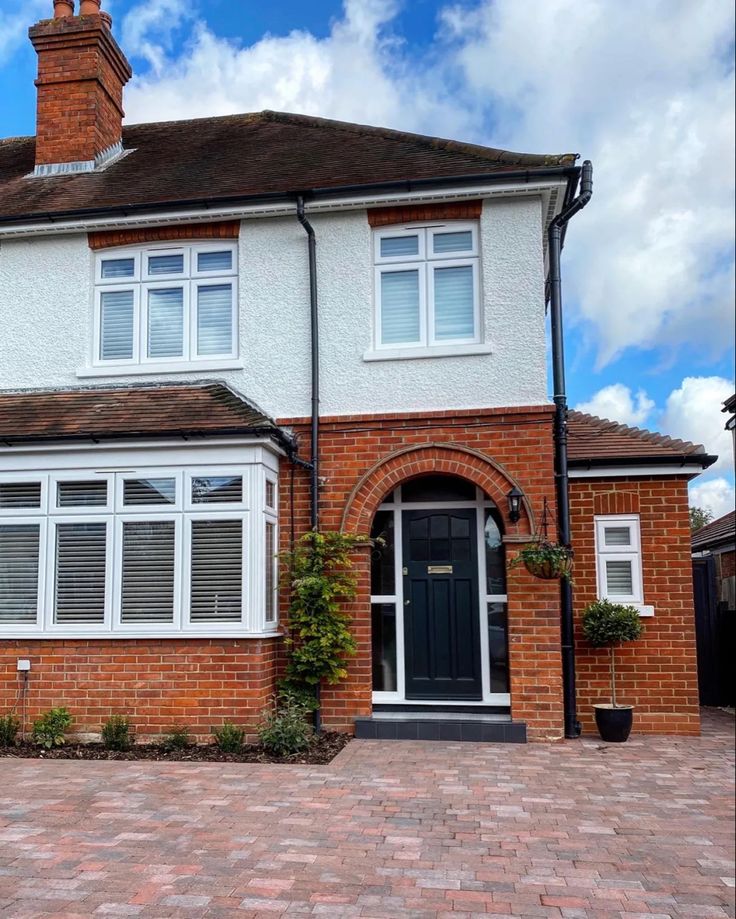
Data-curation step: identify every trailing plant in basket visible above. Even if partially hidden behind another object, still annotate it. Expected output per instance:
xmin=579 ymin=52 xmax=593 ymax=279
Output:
xmin=581 ymin=600 xmax=642 ymax=707
xmin=509 ymin=540 xmax=573 ymax=580
xmin=280 ymin=531 xmax=373 ymax=701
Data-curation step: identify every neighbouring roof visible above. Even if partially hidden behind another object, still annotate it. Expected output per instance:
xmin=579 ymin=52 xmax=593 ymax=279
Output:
xmin=723 ymin=393 xmax=736 ymax=413
xmin=692 ymin=511 xmax=736 ymax=552
xmin=567 ymin=411 xmax=717 ymax=469
xmin=0 ymin=382 xmax=290 ymax=447
xmin=0 ymin=110 xmax=578 ymax=223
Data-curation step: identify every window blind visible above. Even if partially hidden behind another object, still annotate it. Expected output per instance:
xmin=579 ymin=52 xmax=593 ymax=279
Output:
xmin=147 ymin=287 xmax=184 ymax=358
xmin=100 ymin=290 xmax=134 ymax=360
xmin=196 ymin=284 xmax=233 ymax=355
xmin=380 ymin=270 xmax=420 ymax=344
xmin=604 ymin=526 xmax=632 ymax=546
xmin=433 ymin=265 xmax=474 ymax=340
xmin=0 ymin=482 xmax=41 ymax=509
xmin=54 ymin=522 xmax=107 ymax=623
xmin=605 ymin=559 xmax=634 ymax=595
xmin=57 ymin=481 xmax=107 ymax=507
xmin=433 ymin=230 xmax=473 ymax=254
xmin=192 ymin=476 xmax=242 ymax=504
xmin=123 ymin=478 xmax=176 ymax=506
xmin=121 ymin=521 xmax=175 ymax=623
xmin=101 ymin=257 xmax=135 ymax=279
xmin=198 ymin=250 xmax=233 ymax=272
xmin=190 ymin=519 xmax=242 ymax=622
xmin=148 ymin=253 xmax=184 ymax=275
xmin=380 ymin=235 xmax=419 ymax=258
xmin=0 ymin=524 xmax=40 ymax=623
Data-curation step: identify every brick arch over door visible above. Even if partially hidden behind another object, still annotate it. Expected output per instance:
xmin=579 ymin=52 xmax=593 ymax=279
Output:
xmin=341 ymin=443 xmax=536 ymax=537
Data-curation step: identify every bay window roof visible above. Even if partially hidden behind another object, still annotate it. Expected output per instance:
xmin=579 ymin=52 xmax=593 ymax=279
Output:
xmin=0 ymin=382 xmax=290 ymax=448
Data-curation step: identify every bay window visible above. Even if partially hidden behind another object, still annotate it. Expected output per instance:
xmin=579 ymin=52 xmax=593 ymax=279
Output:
xmin=93 ymin=242 xmax=238 ymax=369
xmin=0 ymin=463 xmax=278 ymax=636
xmin=373 ymin=223 xmax=481 ymax=353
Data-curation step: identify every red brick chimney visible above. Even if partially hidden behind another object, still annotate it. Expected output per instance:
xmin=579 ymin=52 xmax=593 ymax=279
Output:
xmin=29 ymin=0 xmax=132 ymax=175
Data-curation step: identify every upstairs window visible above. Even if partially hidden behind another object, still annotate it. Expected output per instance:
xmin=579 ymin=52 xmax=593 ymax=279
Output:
xmin=373 ymin=223 xmax=480 ymax=351
xmin=94 ymin=243 xmax=238 ymax=367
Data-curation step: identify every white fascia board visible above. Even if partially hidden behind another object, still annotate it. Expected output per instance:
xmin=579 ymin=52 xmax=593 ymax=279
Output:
xmin=569 ymin=464 xmax=708 ymax=478
xmin=0 ymin=180 xmax=568 ymax=239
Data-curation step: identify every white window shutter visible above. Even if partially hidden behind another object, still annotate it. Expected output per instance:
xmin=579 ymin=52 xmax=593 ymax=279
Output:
xmin=121 ymin=521 xmax=175 ymax=623
xmin=380 ymin=269 xmax=421 ymax=344
xmin=54 ymin=522 xmax=107 ymax=624
xmin=147 ymin=287 xmax=184 ymax=358
xmin=190 ymin=519 xmax=243 ymax=622
xmin=0 ymin=524 xmax=40 ymax=624
xmin=196 ymin=284 xmax=233 ymax=355
xmin=433 ymin=265 xmax=475 ymax=340
xmin=100 ymin=290 xmax=135 ymax=360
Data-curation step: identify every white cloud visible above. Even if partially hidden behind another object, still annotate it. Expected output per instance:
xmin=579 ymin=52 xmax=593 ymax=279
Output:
xmin=117 ymin=0 xmax=735 ymax=368
xmin=689 ymin=477 xmax=735 ymax=519
xmin=0 ymin=0 xmax=46 ymax=65
xmin=575 ymin=383 xmax=654 ymax=426
xmin=660 ymin=376 xmax=735 ymax=471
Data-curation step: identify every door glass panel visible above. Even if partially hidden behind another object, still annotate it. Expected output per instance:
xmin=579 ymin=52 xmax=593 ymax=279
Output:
xmin=401 ymin=474 xmax=475 ymax=502
xmin=370 ymin=510 xmax=395 ymax=595
xmin=487 ymin=602 xmax=509 ymax=693
xmin=484 ymin=510 xmax=506 ymax=595
xmin=371 ymin=603 xmax=397 ymax=691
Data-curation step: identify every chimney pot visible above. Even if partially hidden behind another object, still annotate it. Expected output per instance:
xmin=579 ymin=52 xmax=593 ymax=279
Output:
xmin=79 ymin=0 xmax=101 ymax=14
xmin=53 ymin=0 xmax=74 ymax=16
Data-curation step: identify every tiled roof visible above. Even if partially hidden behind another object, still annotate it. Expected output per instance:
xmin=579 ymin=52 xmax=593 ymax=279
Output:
xmin=0 ymin=111 xmax=577 ymax=223
xmin=567 ymin=411 xmax=716 ymax=468
xmin=0 ymin=382 xmax=289 ymax=446
xmin=692 ymin=511 xmax=736 ymax=551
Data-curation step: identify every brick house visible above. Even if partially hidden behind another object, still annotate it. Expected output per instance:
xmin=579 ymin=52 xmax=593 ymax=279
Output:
xmin=0 ymin=2 xmax=716 ymax=742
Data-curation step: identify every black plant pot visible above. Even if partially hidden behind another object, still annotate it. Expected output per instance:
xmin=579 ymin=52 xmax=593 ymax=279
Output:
xmin=594 ymin=704 xmax=633 ymax=743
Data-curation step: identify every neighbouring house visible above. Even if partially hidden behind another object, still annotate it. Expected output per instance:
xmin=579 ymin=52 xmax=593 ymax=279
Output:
xmin=692 ymin=511 xmax=735 ymax=707
xmin=723 ymin=393 xmax=735 ymax=456
xmin=0 ymin=2 xmax=717 ymax=742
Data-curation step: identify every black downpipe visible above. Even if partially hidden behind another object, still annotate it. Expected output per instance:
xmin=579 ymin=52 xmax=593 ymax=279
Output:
xmin=296 ymin=197 xmax=320 ymax=532
xmin=295 ymin=197 xmax=322 ymax=730
xmin=548 ymin=160 xmax=593 ymax=740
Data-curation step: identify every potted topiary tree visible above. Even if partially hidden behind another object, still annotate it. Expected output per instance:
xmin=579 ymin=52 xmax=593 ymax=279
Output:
xmin=581 ymin=599 xmax=643 ymax=742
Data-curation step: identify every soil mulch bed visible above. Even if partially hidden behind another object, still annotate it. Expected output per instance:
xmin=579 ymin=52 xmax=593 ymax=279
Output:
xmin=0 ymin=731 xmax=351 ymax=765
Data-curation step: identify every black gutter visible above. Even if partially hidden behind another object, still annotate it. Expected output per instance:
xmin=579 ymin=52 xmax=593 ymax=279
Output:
xmin=548 ymin=159 xmax=593 ymax=740
xmin=569 ymin=454 xmax=718 ymax=469
xmin=295 ymin=197 xmax=320 ymax=532
xmin=0 ymin=166 xmax=579 ymax=227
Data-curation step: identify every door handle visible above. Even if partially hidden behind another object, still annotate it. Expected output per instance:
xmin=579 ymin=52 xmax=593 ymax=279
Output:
xmin=404 ymin=599 xmax=411 ymax=606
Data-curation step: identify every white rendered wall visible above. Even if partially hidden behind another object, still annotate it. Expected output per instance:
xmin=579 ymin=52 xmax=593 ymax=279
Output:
xmin=0 ymin=196 xmax=548 ymax=418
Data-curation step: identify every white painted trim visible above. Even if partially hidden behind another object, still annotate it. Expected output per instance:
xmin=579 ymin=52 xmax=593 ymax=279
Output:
xmin=77 ymin=359 xmax=246 ymax=378
xmin=0 ymin=180 xmax=567 ymax=239
xmin=2 ymin=630 xmax=284 ymax=640
xmin=372 ymin=693 xmax=511 ymax=706
xmin=570 ymin=465 xmax=708 ymax=478
xmin=594 ymin=514 xmax=647 ymax=610
xmin=363 ymin=343 xmax=493 ymax=362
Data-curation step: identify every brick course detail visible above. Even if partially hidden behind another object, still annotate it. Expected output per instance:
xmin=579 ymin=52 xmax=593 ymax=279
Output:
xmin=367 ymin=200 xmax=482 ymax=227
xmin=570 ymin=476 xmax=701 ymax=736
xmin=88 ymin=221 xmax=241 ymax=250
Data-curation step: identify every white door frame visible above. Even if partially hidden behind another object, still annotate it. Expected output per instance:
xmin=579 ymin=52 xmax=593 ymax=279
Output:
xmin=371 ymin=483 xmax=511 ymax=706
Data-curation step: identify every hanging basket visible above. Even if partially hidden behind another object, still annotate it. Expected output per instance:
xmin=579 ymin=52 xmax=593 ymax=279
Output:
xmin=512 ymin=542 xmax=574 ymax=580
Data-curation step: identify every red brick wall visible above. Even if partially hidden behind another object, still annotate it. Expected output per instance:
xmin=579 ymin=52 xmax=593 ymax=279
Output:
xmin=88 ymin=221 xmax=240 ymax=250
xmin=719 ymin=549 xmax=735 ymax=580
xmin=0 ymin=639 xmax=280 ymax=743
xmin=278 ymin=405 xmax=564 ymax=740
xmin=570 ymin=476 xmax=700 ymax=736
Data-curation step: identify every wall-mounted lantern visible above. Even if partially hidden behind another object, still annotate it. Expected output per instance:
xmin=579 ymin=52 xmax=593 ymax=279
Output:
xmin=507 ymin=486 xmax=524 ymax=524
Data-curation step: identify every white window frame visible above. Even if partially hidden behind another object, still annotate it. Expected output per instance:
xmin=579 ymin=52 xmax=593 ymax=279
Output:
xmin=594 ymin=514 xmax=652 ymax=615
xmin=0 ymin=459 xmax=278 ymax=638
xmin=92 ymin=242 xmax=239 ymax=370
xmin=373 ymin=222 xmax=482 ymax=353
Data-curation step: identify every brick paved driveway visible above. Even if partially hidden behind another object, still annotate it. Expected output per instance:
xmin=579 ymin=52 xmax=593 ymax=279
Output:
xmin=0 ymin=710 xmax=733 ymax=918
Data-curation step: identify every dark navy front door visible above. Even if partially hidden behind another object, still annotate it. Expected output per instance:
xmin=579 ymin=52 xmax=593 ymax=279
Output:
xmin=402 ymin=508 xmax=482 ymax=700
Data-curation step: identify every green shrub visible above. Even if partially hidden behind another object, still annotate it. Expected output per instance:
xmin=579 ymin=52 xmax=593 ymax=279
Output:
xmin=0 ymin=713 xmax=20 ymax=747
xmin=101 ymin=715 xmax=133 ymax=751
xmin=582 ymin=599 xmax=643 ymax=707
xmin=258 ymin=690 xmax=314 ymax=757
xmin=212 ymin=722 xmax=246 ymax=753
xmin=32 ymin=707 xmax=72 ymax=749
xmin=161 ymin=725 xmax=192 ymax=751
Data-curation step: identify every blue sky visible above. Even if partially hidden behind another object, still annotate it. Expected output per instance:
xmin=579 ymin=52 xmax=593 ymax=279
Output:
xmin=1 ymin=0 xmax=734 ymax=514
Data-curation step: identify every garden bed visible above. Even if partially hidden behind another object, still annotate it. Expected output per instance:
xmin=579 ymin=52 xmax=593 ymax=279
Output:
xmin=0 ymin=731 xmax=351 ymax=765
